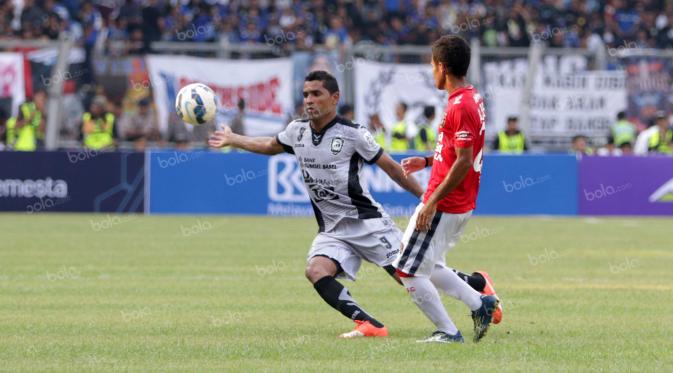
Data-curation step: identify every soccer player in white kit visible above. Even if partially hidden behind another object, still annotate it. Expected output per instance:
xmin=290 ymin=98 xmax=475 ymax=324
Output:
xmin=209 ymin=71 xmax=425 ymax=338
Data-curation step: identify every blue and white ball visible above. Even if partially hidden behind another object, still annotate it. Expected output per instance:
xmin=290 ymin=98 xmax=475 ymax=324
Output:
xmin=175 ymin=83 xmax=217 ymax=125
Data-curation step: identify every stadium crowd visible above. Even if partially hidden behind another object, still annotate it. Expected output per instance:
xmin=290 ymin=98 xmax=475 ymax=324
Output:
xmin=1 ymin=0 xmax=672 ymax=154
xmin=1 ymin=0 xmax=673 ymax=51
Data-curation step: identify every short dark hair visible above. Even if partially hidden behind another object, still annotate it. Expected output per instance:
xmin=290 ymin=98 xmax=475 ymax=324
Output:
xmin=507 ymin=116 xmax=518 ymax=123
xmin=423 ymin=105 xmax=435 ymax=119
xmin=617 ymin=111 xmax=626 ymax=120
xmin=398 ymin=102 xmax=408 ymax=111
xmin=304 ymin=70 xmax=339 ymax=94
xmin=431 ymin=35 xmax=471 ymax=78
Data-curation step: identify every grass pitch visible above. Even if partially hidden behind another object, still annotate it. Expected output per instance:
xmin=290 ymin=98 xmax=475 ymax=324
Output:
xmin=1 ymin=213 xmax=672 ymax=372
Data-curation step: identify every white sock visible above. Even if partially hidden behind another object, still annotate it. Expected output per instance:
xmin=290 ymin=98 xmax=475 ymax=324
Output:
xmin=430 ymin=265 xmax=483 ymax=311
xmin=401 ymin=276 xmax=458 ymax=335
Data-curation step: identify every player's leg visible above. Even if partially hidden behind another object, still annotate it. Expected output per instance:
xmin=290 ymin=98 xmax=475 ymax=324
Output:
xmin=430 ymin=221 xmax=502 ymax=324
xmin=392 ymin=205 xmax=464 ymax=343
xmin=306 ymin=236 xmax=387 ymax=338
xmin=453 ymin=269 xmax=486 ymax=291
xmin=425 ymin=212 xmax=499 ymax=341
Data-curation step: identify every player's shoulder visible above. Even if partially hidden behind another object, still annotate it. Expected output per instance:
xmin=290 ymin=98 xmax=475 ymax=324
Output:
xmin=288 ymin=117 xmax=310 ymax=126
xmin=336 ymin=116 xmax=363 ymax=129
xmin=285 ymin=117 xmax=309 ymax=131
xmin=450 ymin=88 xmax=482 ymax=114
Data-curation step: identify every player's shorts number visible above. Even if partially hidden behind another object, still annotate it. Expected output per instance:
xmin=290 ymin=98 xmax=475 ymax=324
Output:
xmin=379 ymin=237 xmax=392 ymax=249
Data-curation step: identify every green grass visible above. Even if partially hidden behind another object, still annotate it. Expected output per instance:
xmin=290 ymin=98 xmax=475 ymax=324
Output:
xmin=1 ymin=213 xmax=672 ymax=372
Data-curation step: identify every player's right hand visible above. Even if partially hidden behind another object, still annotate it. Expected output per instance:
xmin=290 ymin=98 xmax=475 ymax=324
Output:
xmin=208 ymin=125 xmax=232 ymax=148
xmin=401 ymin=156 xmax=426 ymax=177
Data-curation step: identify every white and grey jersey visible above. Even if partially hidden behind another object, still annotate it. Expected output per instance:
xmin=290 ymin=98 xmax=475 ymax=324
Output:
xmin=276 ymin=115 xmax=388 ymax=233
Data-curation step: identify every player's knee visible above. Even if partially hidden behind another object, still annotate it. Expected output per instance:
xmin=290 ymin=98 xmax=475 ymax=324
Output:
xmin=305 ymin=264 xmax=327 ymax=283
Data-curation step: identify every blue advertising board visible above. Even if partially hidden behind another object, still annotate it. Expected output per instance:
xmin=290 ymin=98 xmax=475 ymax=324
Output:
xmin=0 ymin=151 xmax=144 ymax=213
xmin=476 ymin=154 xmax=578 ymax=215
xmin=149 ymin=151 xmax=579 ymax=216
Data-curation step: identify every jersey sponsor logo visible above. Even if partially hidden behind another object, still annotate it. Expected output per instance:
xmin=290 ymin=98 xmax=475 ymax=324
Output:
xmin=297 ymin=127 xmax=305 ymax=142
xmin=434 ymin=132 xmax=444 ymax=163
xmin=453 ymin=95 xmax=463 ymax=105
xmin=649 ymin=177 xmax=673 ymax=202
xmin=363 ymin=130 xmax=377 ymax=147
xmin=302 ymin=169 xmax=339 ymax=202
xmin=456 ymin=131 xmax=471 ymax=140
xmin=330 ymin=136 xmax=344 ymax=155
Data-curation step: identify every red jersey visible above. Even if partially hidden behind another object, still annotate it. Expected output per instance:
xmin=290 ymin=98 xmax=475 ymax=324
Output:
xmin=423 ymin=85 xmax=486 ymax=213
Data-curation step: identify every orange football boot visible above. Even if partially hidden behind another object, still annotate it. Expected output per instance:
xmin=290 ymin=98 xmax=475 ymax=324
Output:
xmin=475 ymin=271 xmax=503 ymax=324
xmin=338 ymin=320 xmax=388 ymax=338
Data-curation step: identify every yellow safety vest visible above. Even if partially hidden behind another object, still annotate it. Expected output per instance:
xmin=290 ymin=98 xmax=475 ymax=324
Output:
xmin=374 ymin=131 xmax=386 ymax=149
xmin=390 ymin=121 xmax=408 ymax=152
xmin=498 ymin=131 xmax=525 ymax=153
xmin=612 ymin=120 xmax=635 ymax=146
xmin=648 ymin=129 xmax=673 ymax=154
xmin=414 ymin=125 xmax=436 ymax=151
xmin=5 ymin=103 xmax=41 ymax=151
xmin=83 ymin=112 xmax=115 ymax=150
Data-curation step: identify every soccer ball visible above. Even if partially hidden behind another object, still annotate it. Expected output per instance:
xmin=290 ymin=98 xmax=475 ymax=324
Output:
xmin=175 ymin=83 xmax=217 ymax=125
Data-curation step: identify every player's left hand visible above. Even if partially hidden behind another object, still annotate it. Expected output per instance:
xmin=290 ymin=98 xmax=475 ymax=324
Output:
xmin=208 ymin=125 xmax=232 ymax=148
xmin=416 ymin=202 xmax=436 ymax=232
xmin=401 ymin=156 xmax=426 ymax=177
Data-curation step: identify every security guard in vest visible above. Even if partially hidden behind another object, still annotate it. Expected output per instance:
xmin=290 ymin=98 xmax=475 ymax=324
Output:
xmin=391 ymin=102 xmax=410 ymax=152
xmin=5 ymin=91 xmax=47 ymax=151
xmin=493 ymin=116 xmax=527 ymax=153
xmin=82 ymin=96 xmax=116 ymax=150
xmin=648 ymin=111 xmax=673 ymax=154
xmin=414 ymin=105 xmax=436 ymax=151
xmin=368 ymin=113 xmax=387 ymax=149
xmin=610 ymin=111 xmax=636 ymax=148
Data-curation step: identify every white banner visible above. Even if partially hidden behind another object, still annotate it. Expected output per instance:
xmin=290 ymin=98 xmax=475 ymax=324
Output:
xmin=354 ymin=60 xmax=447 ymax=143
xmin=483 ymin=56 xmax=626 ymax=148
xmin=146 ymin=56 xmax=293 ymax=136
xmin=0 ymin=53 xmax=25 ymax=116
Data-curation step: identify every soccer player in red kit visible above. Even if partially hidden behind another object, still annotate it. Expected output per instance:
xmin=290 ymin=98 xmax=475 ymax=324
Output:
xmin=393 ymin=35 xmax=501 ymax=343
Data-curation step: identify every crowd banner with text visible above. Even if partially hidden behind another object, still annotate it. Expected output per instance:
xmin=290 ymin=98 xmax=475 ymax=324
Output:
xmin=146 ymin=56 xmax=294 ymax=136
xmin=0 ymin=53 xmax=26 ymax=116
xmin=482 ymin=55 xmax=626 ymax=150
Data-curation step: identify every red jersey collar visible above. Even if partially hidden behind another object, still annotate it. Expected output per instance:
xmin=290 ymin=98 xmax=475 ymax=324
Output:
xmin=448 ymin=85 xmax=473 ymax=99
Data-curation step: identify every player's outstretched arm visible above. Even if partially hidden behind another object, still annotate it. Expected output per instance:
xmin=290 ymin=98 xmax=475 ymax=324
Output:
xmin=376 ymin=152 xmax=424 ymax=198
xmin=208 ymin=125 xmax=284 ymax=155
xmin=400 ymin=156 xmax=432 ymax=177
